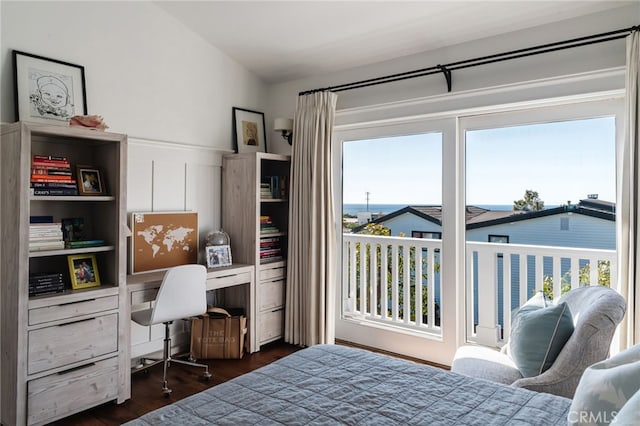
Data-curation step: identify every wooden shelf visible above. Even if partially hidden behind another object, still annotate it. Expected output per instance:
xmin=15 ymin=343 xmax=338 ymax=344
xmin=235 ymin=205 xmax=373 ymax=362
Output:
xmin=30 ymin=195 xmax=115 ymax=202
xmin=28 ymin=245 xmax=115 ymax=258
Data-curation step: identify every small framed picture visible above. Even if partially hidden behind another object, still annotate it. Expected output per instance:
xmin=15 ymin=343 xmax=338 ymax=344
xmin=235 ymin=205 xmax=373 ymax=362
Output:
xmin=68 ymin=254 xmax=101 ymax=289
xmin=13 ymin=50 xmax=87 ymax=125
xmin=77 ymin=166 xmax=105 ymax=195
xmin=232 ymin=107 xmax=267 ymax=153
xmin=206 ymin=245 xmax=233 ymax=268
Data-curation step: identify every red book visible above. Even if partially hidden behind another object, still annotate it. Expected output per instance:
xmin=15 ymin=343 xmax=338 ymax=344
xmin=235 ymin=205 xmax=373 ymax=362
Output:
xmin=31 ymin=176 xmax=76 ymax=183
xmin=31 ymin=159 xmax=70 ymax=168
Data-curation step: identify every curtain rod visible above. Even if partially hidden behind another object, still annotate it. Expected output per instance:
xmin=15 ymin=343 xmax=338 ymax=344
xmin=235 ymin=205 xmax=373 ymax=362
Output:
xmin=299 ymin=25 xmax=639 ymax=96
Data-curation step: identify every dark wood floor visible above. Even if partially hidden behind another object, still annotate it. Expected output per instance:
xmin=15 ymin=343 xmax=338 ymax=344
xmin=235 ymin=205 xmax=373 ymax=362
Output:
xmin=52 ymin=341 xmax=300 ymax=426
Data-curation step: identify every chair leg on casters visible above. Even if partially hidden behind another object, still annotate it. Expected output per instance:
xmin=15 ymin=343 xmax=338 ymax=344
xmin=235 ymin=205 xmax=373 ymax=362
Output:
xmin=162 ymin=322 xmax=172 ymax=396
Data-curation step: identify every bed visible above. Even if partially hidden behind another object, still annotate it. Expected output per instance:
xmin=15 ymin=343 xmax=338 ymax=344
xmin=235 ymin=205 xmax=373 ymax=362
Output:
xmin=125 ymin=344 xmax=571 ymax=425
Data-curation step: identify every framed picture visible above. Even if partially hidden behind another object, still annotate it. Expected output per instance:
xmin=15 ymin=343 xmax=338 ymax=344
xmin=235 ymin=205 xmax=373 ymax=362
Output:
xmin=130 ymin=211 xmax=198 ymax=274
xmin=232 ymin=107 xmax=267 ymax=153
xmin=206 ymin=245 xmax=233 ymax=268
xmin=68 ymin=254 xmax=101 ymax=289
xmin=13 ymin=50 xmax=87 ymax=125
xmin=77 ymin=166 xmax=105 ymax=195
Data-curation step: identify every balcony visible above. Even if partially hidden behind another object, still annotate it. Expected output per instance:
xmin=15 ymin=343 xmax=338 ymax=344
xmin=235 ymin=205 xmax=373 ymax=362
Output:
xmin=342 ymin=233 xmax=616 ymax=348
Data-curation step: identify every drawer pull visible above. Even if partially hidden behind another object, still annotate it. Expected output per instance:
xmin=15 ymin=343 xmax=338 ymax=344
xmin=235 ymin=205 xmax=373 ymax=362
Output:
xmin=59 ymin=298 xmax=95 ymax=306
xmin=58 ymin=317 xmax=95 ymax=326
xmin=57 ymin=362 xmax=96 ymax=375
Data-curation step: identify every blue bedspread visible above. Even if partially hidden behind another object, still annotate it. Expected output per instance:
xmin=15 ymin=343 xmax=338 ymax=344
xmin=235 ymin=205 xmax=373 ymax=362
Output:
xmin=126 ymin=344 xmax=571 ymax=425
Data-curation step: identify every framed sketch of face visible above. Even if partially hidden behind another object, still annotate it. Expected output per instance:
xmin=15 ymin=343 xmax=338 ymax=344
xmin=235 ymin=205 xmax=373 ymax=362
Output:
xmin=13 ymin=50 xmax=87 ymax=125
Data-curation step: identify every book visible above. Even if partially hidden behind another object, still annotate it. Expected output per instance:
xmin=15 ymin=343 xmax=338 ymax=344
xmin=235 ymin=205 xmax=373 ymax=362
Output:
xmin=32 ymin=188 xmax=79 ymax=196
xmin=29 ymin=241 xmax=65 ymax=251
xmin=31 ymin=174 xmax=75 ymax=181
xmin=29 ymin=235 xmax=64 ymax=242
xmin=32 ymin=168 xmax=73 ymax=176
xmin=31 ymin=182 xmax=78 ymax=189
xmin=29 ymin=223 xmax=62 ymax=230
xmin=29 ymin=215 xmax=54 ymax=223
xmin=33 ymin=155 xmax=68 ymax=162
xmin=66 ymin=239 xmax=105 ymax=248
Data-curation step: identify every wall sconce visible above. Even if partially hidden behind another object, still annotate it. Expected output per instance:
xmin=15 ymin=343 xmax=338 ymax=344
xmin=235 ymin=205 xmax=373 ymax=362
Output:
xmin=273 ymin=118 xmax=293 ymax=145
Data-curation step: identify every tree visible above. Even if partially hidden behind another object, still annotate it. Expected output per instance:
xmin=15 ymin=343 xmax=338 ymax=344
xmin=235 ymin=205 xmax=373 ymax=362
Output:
xmin=513 ymin=189 xmax=544 ymax=212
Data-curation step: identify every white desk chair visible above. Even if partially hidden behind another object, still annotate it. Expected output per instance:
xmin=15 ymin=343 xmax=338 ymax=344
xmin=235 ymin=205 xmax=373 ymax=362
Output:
xmin=131 ymin=264 xmax=211 ymax=395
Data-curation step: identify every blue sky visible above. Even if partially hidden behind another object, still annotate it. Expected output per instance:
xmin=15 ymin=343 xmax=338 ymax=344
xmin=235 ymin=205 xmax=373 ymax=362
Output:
xmin=342 ymin=116 xmax=615 ymax=206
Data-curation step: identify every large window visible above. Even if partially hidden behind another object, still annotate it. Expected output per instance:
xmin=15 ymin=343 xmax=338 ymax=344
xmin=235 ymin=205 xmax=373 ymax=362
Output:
xmin=334 ymin=94 xmax=623 ymax=359
xmin=463 ymin=103 xmax=619 ymax=346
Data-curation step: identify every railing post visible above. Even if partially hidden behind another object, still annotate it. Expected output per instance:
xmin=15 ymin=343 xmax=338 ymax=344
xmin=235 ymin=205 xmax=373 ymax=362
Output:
xmin=475 ymin=247 xmax=499 ymax=346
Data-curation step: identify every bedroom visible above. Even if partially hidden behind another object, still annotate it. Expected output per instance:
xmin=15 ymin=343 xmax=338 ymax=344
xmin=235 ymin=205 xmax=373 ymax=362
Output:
xmin=1 ymin=1 xmax=640 ymax=425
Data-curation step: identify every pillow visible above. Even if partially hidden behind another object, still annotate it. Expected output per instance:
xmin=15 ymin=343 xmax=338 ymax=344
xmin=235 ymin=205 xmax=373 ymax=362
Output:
xmin=611 ymin=388 xmax=640 ymax=425
xmin=507 ymin=291 xmax=552 ymax=357
xmin=568 ymin=343 xmax=640 ymax=426
xmin=508 ymin=300 xmax=574 ymax=377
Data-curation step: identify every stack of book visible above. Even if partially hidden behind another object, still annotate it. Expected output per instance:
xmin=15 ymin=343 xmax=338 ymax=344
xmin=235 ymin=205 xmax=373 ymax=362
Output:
xmin=260 ymin=182 xmax=272 ymax=199
xmin=31 ymin=155 xmax=78 ymax=196
xmin=260 ymin=215 xmax=280 ymax=234
xmin=29 ymin=272 xmax=65 ymax=297
xmin=261 ymin=175 xmax=288 ymax=199
xmin=260 ymin=235 xmax=282 ymax=263
xmin=29 ymin=222 xmax=64 ymax=252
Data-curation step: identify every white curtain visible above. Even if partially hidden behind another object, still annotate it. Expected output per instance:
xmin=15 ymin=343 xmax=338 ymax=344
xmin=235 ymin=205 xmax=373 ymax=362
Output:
xmin=285 ymin=91 xmax=338 ymax=347
xmin=617 ymin=30 xmax=639 ymax=349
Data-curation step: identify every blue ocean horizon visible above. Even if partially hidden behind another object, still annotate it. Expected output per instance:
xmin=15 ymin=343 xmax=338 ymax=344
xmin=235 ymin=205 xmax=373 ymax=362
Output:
xmin=343 ymin=203 xmax=513 ymax=216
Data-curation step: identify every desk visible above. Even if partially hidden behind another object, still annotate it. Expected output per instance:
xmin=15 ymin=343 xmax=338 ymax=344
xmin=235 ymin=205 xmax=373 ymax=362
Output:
xmin=127 ymin=264 xmax=256 ymax=358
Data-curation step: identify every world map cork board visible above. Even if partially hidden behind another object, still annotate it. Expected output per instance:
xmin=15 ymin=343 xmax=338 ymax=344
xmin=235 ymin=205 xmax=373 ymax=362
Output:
xmin=130 ymin=211 xmax=198 ymax=274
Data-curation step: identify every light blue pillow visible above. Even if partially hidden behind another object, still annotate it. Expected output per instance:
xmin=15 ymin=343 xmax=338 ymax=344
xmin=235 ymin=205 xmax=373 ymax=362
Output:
xmin=568 ymin=343 xmax=640 ymax=426
xmin=509 ymin=301 xmax=574 ymax=377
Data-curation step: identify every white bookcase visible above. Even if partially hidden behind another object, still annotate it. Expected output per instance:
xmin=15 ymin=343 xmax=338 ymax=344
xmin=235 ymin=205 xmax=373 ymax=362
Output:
xmin=222 ymin=152 xmax=290 ymax=347
xmin=0 ymin=122 xmax=129 ymax=425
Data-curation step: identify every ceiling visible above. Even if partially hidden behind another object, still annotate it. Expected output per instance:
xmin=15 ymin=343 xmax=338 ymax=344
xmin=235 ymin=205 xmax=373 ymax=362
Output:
xmin=155 ymin=1 xmax=633 ymax=84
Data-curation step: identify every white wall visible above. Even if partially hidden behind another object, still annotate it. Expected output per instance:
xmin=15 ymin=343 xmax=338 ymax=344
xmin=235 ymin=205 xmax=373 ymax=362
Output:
xmin=0 ymin=0 xmax=270 ymax=249
xmin=0 ymin=1 xmax=268 ymax=150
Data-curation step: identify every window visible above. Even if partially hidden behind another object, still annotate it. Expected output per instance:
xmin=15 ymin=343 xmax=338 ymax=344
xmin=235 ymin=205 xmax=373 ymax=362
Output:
xmin=412 ymin=231 xmax=442 ymax=239
xmin=488 ymin=235 xmax=509 ymax=243
xmin=560 ymin=217 xmax=570 ymax=231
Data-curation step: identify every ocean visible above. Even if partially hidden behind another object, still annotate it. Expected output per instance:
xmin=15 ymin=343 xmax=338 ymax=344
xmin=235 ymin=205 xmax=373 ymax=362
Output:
xmin=342 ymin=204 xmax=513 ymax=216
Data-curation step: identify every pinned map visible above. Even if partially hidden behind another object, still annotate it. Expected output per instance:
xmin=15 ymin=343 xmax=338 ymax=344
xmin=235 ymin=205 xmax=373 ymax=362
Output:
xmin=130 ymin=212 xmax=198 ymax=273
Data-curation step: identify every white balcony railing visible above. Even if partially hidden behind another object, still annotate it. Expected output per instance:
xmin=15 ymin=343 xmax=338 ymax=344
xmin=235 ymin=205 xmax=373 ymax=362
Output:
xmin=342 ymin=234 xmax=442 ymax=336
xmin=342 ymin=234 xmax=617 ymax=347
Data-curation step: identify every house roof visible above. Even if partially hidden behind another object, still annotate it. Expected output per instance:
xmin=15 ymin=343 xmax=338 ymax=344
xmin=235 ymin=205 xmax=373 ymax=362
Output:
xmin=351 ymin=198 xmax=615 ymax=233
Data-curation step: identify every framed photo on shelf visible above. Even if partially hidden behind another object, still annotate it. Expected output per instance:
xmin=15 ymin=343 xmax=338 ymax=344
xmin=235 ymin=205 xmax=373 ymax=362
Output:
xmin=206 ymin=245 xmax=232 ymax=268
xmin=77 ymin=166 xmax=105 ymax=195
xmin=68 ymin=254 xmax=101 ymax=289
xmin=13 ymin=50 xmax=87 ymax=125
xmin=232 ymin=107 xmax=267 ymax=154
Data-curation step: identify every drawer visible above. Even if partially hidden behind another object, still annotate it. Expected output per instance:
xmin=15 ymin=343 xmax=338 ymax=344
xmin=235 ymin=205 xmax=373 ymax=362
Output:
xmin=259 ymin=308 xmax=284 ymax=343
xmin=28 ymin=313 xmax=118 ymax=375
xmin=207 ymin=271 xmax=252 ymax=290
xmin=259 ymin=280 xmax=284 ymax=311
xmin=29 ymin=295 xmax=118 ymax=326
xmin=259 ymin=266 xmax=285 ymax=281
xmin=130 ymin=288 xmax=159 ymax=305
xmin=28 ymin=356 xmax=118 ymax=425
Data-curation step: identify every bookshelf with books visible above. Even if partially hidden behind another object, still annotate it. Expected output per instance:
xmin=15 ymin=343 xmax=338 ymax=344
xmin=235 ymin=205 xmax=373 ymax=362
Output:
xmin=0 ymin=122 xmax=129 ymax=425
xmin=222 ymin=152 xmax=290 ymax=348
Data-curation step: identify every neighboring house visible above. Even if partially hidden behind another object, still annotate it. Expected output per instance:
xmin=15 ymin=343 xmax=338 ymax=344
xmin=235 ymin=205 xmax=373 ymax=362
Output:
xmin=352 ymin=198 xmax=615 ymax=250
